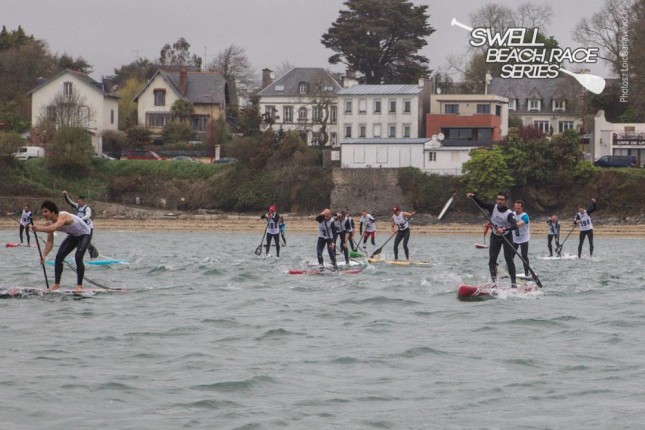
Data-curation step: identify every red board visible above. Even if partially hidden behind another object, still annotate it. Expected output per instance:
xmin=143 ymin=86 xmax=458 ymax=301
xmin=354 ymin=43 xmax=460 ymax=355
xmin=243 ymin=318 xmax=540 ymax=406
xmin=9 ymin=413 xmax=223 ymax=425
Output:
xmin=457 ymin=284 xmax=538 ymax=301
xmin=5 ymin=243 xmax=37 ymax=248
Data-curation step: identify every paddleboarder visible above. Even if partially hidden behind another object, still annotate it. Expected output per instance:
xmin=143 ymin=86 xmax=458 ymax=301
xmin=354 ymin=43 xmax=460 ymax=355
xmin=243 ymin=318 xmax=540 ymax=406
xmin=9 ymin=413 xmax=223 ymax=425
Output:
xmin=261 ymin=205 xmax=281 ymax=257
xmin=546 ymin=214 xmax=560 ymax=257
xmin=359 ymin=209 xmax=377 ymax=251
xmin=18 ymin=204 xmax=32 ymax=246
xmin=391 ymin=206 xmax=416 ymax=262
xmin=467 ymin=192 xmax=518 ymax=288
xmin=575 ymin=198 xmax=597 ymax=258
xmin=279 ymin=216 xmax=287 ymax=246
xmin=336 ymin=211 xmax=352 ymax=265
xmin=31 ymin=200 xmax=91 ymax=292
xmin=63 ymin=191 xmax=99 ymax=258
xmin=315 ymin=208 xmax=338 ymax=271
xmin=512 ymin=200 xmax=531 ymax=277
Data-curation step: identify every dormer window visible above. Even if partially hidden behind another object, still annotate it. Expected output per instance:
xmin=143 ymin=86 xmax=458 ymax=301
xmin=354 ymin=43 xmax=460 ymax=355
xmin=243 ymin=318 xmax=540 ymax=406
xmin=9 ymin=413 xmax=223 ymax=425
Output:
xmin=528 ymin=99 xmax=541 ymax=111
xmin=552 ymin=100 xmax=566 ymax=111
xmin=298 ymin=82 xmax=309 ymax=94
xmin=508 ymin=99 xmax=516 ymax=111
xmin=323 ymin=85 xmax=333 ymax=92
xmin=275 ymin=84 xmax=285 ymax=92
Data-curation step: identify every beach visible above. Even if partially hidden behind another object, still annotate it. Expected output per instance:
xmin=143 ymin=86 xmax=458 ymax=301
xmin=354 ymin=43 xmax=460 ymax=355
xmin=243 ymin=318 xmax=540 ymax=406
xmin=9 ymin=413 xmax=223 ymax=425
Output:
xmin=3 ymin=214 xmax=644 ymax=236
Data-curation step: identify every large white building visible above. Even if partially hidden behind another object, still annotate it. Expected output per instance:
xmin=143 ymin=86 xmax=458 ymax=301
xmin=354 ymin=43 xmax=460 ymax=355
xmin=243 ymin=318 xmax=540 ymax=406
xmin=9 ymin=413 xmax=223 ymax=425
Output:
xmin=257 ymin=68 xmax=343 ymax=146
xmin=28 ymin=69 xmax=119 ymax=152
xmin=593 ymin=110 xmax=645 ymax=166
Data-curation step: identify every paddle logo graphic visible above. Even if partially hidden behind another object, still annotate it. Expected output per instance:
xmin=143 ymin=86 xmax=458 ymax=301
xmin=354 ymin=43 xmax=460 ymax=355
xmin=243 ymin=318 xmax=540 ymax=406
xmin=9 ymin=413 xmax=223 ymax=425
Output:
xmin=451 ymin=18 xmax=606 ymax=94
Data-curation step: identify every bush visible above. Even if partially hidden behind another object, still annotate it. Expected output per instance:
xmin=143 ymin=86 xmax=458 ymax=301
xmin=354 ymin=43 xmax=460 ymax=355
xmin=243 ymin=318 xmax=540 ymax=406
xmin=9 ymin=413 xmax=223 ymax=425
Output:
xmin=45 ymin=127 xmax=94 ymax=176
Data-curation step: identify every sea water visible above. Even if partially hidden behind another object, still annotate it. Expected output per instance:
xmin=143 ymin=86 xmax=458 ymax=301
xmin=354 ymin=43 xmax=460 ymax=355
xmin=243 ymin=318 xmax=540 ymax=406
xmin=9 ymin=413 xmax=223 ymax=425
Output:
xmin=1 ymin=230 xmax=644 ymax=429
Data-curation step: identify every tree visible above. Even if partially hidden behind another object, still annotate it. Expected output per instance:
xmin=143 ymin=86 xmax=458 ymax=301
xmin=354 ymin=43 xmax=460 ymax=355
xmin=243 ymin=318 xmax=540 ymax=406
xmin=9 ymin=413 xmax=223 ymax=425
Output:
xmin=162 ymin=122 xmax=195 ymax=144
xmin=294 ymin=77 xmax=338 ymax=146
xmin=159 ymin=37 xmax=202 ymax=68
xmin=56 ymin=53 xmax=93 ymax=74
xmin=37 ymin=90 xmax=96 ymax=130
xmin=110 ymin=58 xmax=157 ymax=88
xmin=0 ymin=131 xmax=24 ymax=165
xmin=45 ymin=126 xmax=94 ymax=176
xmin=460 ymin=147 xmax=515 ymax=199
xmin=117 ymin=77 xmax=146 ymax=130
xmin=210 ymin=44 xmax=258 ymax=106
xmin=321 ymin=0 xmax=434 ymax=84
xmin=628 ymin=0 xmax=644 ymax=120
xmin=572 ymin=0 xmax=634 ymax=74
xmin=126 ymin=125 xmax=152 ymax=148
xmin=170 ymin=99 xmax=193 ymax=124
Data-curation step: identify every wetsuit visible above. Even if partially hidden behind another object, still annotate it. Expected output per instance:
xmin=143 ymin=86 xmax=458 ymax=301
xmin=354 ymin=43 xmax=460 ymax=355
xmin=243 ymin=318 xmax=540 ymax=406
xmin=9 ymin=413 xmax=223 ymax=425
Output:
xmin=19 ymin=209 xmax=32 ymax=245
xmin=315 ymin=214 xmax=338 ymax=270
xmin=64 ymin=194 xmax=98 ymax=258
xmin=392 ymin=212 xmax=411 ymax=260
xmin=261 ymin=212 xmax=281 ymax=257
xmin=52 ymin=211 xmax=92 ymax=286
xmin=360 ymin=214 xmax=376 ymax=246
xmin=576 ymin=201 xmax=597 ymax=258
xmin=513 ymin=211 xmax=531 ymax=276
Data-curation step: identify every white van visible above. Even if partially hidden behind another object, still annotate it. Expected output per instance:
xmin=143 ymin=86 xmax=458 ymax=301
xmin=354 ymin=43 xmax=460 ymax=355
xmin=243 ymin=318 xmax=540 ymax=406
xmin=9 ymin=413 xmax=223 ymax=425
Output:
xmin=14 ymin=146 xmax=45 ymax=161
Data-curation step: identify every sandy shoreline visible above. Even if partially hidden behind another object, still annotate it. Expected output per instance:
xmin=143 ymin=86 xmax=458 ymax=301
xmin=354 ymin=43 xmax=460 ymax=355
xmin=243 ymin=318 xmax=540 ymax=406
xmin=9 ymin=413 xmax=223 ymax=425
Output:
xmin=2 ymin=216 xmax=644 ymax=237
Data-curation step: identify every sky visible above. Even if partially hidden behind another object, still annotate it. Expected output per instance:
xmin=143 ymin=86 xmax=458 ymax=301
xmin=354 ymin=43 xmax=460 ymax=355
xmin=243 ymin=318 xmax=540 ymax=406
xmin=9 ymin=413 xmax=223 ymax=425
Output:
xmin=1 ymin=0 xmax=611 ymax=82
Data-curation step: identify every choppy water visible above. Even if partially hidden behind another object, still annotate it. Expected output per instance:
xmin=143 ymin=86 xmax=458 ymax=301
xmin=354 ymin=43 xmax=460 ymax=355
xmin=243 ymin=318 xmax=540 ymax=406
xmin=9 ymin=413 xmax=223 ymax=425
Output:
xmin=1 ymin=228 xmax=644 ymax=430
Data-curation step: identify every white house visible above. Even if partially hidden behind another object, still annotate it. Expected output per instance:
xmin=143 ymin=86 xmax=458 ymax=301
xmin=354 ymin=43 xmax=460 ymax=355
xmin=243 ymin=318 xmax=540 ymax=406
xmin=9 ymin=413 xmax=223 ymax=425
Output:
xmin=257 ymin=67 xmax=343 ymax=146
xmin=133 ymin=69 xmax=228 ymax=141
xmin=593 ymin=110 xmax=645 ymax=166
xmin=28 ymin=69 xmax=119 ymax=153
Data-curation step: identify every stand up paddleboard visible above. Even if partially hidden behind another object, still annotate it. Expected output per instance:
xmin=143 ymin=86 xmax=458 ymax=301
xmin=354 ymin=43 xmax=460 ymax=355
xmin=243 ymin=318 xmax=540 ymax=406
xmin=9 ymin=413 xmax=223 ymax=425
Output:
xmin=367 ymin=258 xmax=430 ymax=267
xmin=474 ymin=243 xmax=488 ymax=249
xmin=1 ymin=287 xmax=126 ymax=299
xmin=457 ymin=284 xmax=539 ymax=301
xmin=5 ymin=243 xmax=37 ymax=248
xmin=288 ymin=268 xmax=364 ymax=275
xmin=45 ymin=258 xmax=128 ymax=266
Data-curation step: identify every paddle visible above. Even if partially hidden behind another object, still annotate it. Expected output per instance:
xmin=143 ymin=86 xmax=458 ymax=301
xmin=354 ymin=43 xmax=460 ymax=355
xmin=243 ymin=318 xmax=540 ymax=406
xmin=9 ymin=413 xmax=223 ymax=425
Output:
xmin=30 ymin=219 xmax=50 ymax=289
xmin=555 ymin=224 xmax=576 ymax=257
xmin=255 ymin=223 xmax=269 ymax=256
xmin=61 ymin=260 xmax=119 ymax=290
xmin=469 ymin=199 xmax=543 ymax=288
xmin=370 ymin=215 xmax=414 ymax=259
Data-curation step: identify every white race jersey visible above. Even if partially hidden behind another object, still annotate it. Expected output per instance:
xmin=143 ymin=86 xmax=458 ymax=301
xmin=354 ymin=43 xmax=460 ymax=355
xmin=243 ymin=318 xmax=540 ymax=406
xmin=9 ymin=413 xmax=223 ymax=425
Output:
xmin=491 ymin=205 xmax=513 ymax=236
xmin=360 ymin=215 xmax=376 ymax=233
xmin=52 ymin=211 xmax=91 ymax=236
xmin=318 ymin=218 xmax=335 ymax=240
xmin=513 ymin=212 xmax=530 ymax=244
xmin=20 ymin=210 xmax=32 ymax=226
xmin=265 ymin=213 xmax=280 ymax=235
xmin=392 ymin=213 xmax=410 ymax=231
xmin=577 ymin=211 xmax=593 ymax=231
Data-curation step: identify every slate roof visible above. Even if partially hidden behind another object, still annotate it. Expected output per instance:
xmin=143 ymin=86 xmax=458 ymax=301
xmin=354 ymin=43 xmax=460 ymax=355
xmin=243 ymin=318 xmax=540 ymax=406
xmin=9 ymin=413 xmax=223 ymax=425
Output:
xmin=257 ymin=67 xmax=342 ymax=97
xmin=488 ymin=77 xmax=582 ymax=114
xmin=342 ymin=138 xmax=431 ymax=145
xmin=133 ymin=70 xmax=228 ymax=105
xmin=337 ymin=84 xmax=423 ymax=96
xmin=27 ymin=69 xmax=118 ymax=98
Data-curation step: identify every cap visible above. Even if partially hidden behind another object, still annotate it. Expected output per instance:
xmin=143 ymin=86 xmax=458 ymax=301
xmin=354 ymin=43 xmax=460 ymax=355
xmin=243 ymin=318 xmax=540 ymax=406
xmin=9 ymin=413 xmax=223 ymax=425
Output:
xmin=269 ymin=205 xmax=276 ymax=212
xmin=393 ymin=206 xmax=400 ymax=212
xmin=78 ymin=195 xmax=86 ymax=200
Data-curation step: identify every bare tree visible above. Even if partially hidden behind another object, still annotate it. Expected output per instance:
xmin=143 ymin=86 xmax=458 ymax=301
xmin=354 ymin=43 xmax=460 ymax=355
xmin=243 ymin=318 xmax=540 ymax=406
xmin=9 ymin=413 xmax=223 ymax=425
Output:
xmin=210 ymin=44 xmax=258 ymax=106
xmin=572 ymin=0 xmax=634 ymax=74
xmin=38 ymin=90 xmax=95 ymax=130
xmin=515 ymin=3 xmax=553 ymax=30
xmin=274 ymin=60 xmax=295 ymax=79
xmin=295 ymin=79 xmax=338 ymax=146
xmin=159 ymin=37 xmax=202 ymax=68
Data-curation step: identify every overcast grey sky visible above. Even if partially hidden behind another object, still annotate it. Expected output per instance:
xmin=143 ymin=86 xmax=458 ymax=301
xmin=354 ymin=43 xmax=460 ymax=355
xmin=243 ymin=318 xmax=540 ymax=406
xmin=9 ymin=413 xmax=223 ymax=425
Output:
xmin=1 ymin=0 xmax=610 ymax=81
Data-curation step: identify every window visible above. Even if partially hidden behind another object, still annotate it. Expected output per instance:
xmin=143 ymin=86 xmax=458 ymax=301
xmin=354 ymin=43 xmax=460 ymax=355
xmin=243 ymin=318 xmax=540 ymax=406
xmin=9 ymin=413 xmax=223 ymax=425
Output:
xmin=445 ymin=104 xmax=459 ymax=114
xmin=330 ymin=106 xmax=337 ymax=124
xmin=403 ymin=99 xmax=411 ymax=113
xmin=353 ymin=147 xmax=365 ymax=163
xmin=559 ymin=121 xmax=574 ymax=133
xmin=63 ymin=81 xmax=73 ymax=96
xmin=374 ymin=99 xmax=382 ymax=113
xmin=330 ymin=132 xmax=337 ymax=146
xmin=323 ymin=85 xmax=333 ymax=92
xmin=298 ymin=107 xmax=307 ymax=122
xmin=275 ymin=85 xmax=285 ymax=92
xmin=373 ymin=124 xmax=382 ymax=138
xmin=154 ymin=89 xmax=166 ymax=106
xmin=146 ymin=113 xmax=171 ymax=127
xmin=476 ymin=128 xmax=492 ymax=141
xmin=388 ymin=124 xmax=396 ymax=137
xmin=528 ymin=99 xmax=541 ymax=111
xmin=283 ymin=106 xmax=293 ymax=123
xmin=496 ymin=105 xmax=502 ymax=116
xmin=553 ymin=100 xmax=566 ymax=111
xmin=79 ymin=105 xmax=90 ymax=127
xmin=403 ymin=123 xmax=411 ymax=138
xmin=389 ymin=100 xmax=397 ymax=113
xmin=508 ymin=99 xmax=517 ymax=111
xmin=265 ymin=105 xmax=276 ymax=120
xmin=345 ymin=124 xmax=352 ymax=138
xmin=298 ymin=82 xmax=308 ymax=94
xmin=312 ymin=106 xmax=322 ymax=122
xmin=358 ymin=99 xmax=367 ymax=113
xmin=477 ymin=104 xmax=491 ymax=114
xmin=46 ymin=105 xmax=56 ymax=121
xmin=344 ymin=99 xmax=352 ymax=114
xmin=359 ymin=124 xmax=366 ymax=138
xmin=377 ymin=148 xmax=388 ymax=164
xmin=110 ymin=109 xmax=114 ymax=125
xmin=428 ymin=151 xmax=437 ymax=162
xmin=534 ymin=120 xmax=549 ymax=133
xmin=191 ymin=115 xmax=208 ymax=131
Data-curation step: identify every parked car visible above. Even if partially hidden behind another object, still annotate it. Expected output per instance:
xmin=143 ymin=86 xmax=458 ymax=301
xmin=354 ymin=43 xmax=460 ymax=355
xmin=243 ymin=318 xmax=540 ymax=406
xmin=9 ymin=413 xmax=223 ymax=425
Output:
xmin=124 ymin=149 xmax=163 ymax=160
xmin=593 ymin=155 xmax=637 ymax=168
xmin=214 ymin=157 xmax=239 ymax=164
xmin=14 ymin=146 xmax=45 ymax=161
xmin=171 ymin=156 xmax=199 ymax=162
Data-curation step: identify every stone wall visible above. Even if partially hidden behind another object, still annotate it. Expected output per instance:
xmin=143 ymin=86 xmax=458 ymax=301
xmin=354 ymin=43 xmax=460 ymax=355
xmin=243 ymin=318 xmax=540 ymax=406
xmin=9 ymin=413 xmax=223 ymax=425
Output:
xmin=330 ymin=168 xmax=412 ymax=217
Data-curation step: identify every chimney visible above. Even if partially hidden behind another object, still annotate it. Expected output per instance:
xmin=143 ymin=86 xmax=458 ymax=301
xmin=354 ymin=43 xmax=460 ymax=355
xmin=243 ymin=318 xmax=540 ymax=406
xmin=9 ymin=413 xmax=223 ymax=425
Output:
xmin=343 ymin=68 xmax=358 ymax=88
xmin=262 ymin=68 xmax=274 ymax=88
xmin=179 ymin=69 xmax=187 ymax=95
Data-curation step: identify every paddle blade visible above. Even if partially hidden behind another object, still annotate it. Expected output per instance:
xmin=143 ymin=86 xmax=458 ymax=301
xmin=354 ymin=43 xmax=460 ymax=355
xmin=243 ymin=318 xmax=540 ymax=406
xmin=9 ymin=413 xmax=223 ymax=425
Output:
xmin=369 ymin=248 xmax=383 ymax=259
xmin=254 ymin=245 xmax=262 ymax=256
xmin=438 ymin=193 xmax=456 ymax=220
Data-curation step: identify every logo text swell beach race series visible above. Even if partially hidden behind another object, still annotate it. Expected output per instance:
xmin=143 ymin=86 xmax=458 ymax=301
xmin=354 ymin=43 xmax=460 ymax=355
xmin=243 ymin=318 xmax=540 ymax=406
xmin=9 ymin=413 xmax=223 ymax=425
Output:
xmin=451 ymin=18 xmax=606 ymax=94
